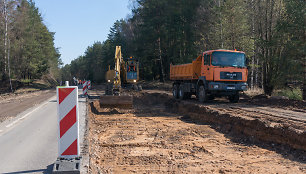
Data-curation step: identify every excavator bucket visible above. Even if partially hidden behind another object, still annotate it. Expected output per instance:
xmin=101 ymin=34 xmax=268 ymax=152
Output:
xmin=100 ymin=95 xmax=133 ymax=109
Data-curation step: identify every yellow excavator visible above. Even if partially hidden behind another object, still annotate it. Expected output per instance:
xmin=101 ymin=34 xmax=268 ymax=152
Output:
xmin=100 ymin=46 xmax=133 ymax=108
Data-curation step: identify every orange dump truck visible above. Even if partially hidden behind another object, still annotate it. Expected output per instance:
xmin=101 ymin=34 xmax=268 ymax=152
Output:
xmin=170 ymin=50 xmax=248 ymax=102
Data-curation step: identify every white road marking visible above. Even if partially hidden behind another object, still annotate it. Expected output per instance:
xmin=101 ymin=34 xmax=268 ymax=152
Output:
xmin=5 ymin=101 xmax=49 ymax=128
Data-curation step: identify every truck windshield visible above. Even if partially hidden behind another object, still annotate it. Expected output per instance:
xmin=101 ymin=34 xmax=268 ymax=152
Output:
xmin=212 ymin=51 xmax=246 ymax=67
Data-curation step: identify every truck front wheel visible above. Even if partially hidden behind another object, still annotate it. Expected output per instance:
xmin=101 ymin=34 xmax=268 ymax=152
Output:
xmin=198 ymin=85 xmax=207 ymax=103
xmin=173 ymin=84 xmax=179 ymax=99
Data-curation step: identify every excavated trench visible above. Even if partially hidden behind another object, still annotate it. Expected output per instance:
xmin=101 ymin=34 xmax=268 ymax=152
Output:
xmin=136 ymin=92 xmax=306 ymax=151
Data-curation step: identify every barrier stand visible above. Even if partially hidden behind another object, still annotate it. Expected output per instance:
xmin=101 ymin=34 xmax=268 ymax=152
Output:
xmin=88 ymin=80 xmax=91 ymax=90
xmin=82 ymin=81 xmax=88 ymax=96
xmin=53 ymin=86 xmax=81 ymax=174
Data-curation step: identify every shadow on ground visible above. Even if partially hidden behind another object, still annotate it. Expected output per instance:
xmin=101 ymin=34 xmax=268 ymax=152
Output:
xmin=2 ymin=163 xmax=54 ymax=174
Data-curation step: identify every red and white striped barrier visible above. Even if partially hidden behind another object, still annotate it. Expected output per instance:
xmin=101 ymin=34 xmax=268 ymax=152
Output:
xmin=57 ymin=86 xmax=79 ymax=158
xmin=88 ymin=80 xmax=91 ymax=89
xmin=82 ymin=81 xmax=88 ymax=96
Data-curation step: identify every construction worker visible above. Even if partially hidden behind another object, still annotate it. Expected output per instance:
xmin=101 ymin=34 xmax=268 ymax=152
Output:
xmin=129 ymin=62 xmax=136 ymax=72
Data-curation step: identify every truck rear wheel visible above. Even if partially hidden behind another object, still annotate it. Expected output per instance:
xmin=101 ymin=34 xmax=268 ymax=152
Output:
xmin=198 ymin=85 xmax=207 ymax=103
xmin=178 ymin=85 xmax=184 ymax=99
xmin=179 ymin=84 xmax=191 ymax=100
xmin=173 ymin=84 xmax=179 ymax=99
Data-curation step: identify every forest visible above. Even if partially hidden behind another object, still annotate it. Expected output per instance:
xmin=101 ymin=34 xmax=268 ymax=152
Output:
xmin=0 ymin=0 xmax=305 ymax=99
xmin=0 ymin=0 xmax=61 ymax=90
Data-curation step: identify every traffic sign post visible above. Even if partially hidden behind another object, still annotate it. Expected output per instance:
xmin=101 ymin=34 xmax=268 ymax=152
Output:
xmin=53 ymin=86 xmax=81 ymax=173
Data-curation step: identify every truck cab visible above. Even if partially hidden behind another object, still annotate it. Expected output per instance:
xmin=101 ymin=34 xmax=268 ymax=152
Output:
xmin=203 ymin=50 xmax=248 ymax=95
xmin=170 ymin=49 xmax=248 ymax=103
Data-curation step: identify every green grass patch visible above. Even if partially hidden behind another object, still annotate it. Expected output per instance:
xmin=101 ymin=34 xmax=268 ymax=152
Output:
xmin=20 ymin=79 xmax=53 ymax=90
xmin=274 ymin=88 xmax=302 ymax=100
xmin=31 ymin=82 xmax=50 ymax=89
xmin=20 ymin=79 xmax=33 ymax=84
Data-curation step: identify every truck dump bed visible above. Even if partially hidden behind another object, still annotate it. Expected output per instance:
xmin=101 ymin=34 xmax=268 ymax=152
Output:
xmin=170 ymin=56 xmax=201 ymax=80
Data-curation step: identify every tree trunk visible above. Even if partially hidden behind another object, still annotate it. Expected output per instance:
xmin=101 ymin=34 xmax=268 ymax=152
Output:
xmin=303 ymin=62 xmax=306 ymax=100
xmin=303 ymin=83 xmax=306 ymax=101
xmin=219 ymin=0 xmax=224 ymax=48
xmin=158 ymin=37 xmax=165 ymax=82
xmin=2 ymin=0 xmax=8 ymax=81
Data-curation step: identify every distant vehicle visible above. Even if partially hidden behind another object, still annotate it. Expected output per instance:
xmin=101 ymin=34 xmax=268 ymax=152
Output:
xmin=170 ymin=49 xmax=248 ymax=103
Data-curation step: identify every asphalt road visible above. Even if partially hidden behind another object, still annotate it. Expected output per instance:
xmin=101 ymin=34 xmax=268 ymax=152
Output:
xmin=0 ymin=89 xmax=87 ymax=174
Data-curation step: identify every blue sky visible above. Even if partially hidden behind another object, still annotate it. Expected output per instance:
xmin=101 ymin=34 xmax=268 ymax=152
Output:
xmin=34 ymin=0 xmax=131 ymax=65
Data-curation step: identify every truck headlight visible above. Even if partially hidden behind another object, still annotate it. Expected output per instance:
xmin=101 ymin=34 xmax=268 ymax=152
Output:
xmin=133 ymin=80 xmax=137 ymax=83
xmin=108 ymin=80 xmax=110 ymax=82
xmin=213 ymin=84 xmax=219 ymax=89
xmin=241 ymin=85 xmax=247 ymax=90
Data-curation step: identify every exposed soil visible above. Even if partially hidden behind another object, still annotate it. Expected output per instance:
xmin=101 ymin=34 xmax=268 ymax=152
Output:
xmin=88 ymin=90 xmax=305 ymax=173
xmin=144 ymin=92 xmax=306 ymax=151
xmin=0 ymin=90 xmax=56 ymax=123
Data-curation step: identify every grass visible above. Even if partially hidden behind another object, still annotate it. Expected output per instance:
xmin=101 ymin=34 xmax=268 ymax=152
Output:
xmin=14 ymin=88 xmax=40 ymax=94
xmin=244 ymin=87 xmax=303 ymax=100
xmin=1 ymin=75 xmax=59 ymax=94
xmin=14 ymin=80 xmax=51 ymax=94
xmin=20 ymin=79 xmax=33 ymax=83
xmin=273 ymin=88 xmax=302 ymax=100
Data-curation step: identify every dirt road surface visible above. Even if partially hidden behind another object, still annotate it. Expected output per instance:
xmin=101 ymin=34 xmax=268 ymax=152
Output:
xmin=88 ymin=90 xmax=305 ymax=173
xmin=0 ymin=90 xmax=55 ymax=123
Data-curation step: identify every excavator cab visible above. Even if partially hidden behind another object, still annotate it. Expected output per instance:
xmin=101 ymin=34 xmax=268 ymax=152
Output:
xmin=125 ymin=57 xmax=139 ymax=83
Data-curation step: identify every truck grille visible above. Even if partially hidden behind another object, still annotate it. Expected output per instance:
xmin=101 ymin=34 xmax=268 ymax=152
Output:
xmin=220 ymin=72 xmax=242 ymax=80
